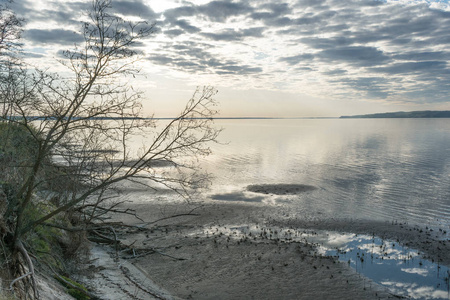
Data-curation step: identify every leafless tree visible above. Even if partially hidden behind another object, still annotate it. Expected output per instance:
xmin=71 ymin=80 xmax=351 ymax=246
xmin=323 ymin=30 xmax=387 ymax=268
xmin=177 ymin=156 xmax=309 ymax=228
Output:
xmin=0 ymin=0 xmax=22 ymax=55
xmin=0 ymin=0 xmax=23 ymax=121
xmin=0 ymin=0 xmax=219 ymax=298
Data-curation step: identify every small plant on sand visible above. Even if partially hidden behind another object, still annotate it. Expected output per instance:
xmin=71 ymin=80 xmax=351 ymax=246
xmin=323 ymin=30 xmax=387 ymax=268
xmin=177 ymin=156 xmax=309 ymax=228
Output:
xmin=55 ymin=275 xmax=91 ymax=300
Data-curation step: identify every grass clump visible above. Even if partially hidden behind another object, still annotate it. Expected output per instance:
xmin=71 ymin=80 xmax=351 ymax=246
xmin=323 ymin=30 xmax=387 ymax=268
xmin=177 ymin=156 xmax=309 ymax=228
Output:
xmin=55 ymin=275 xmax=91 ymax=300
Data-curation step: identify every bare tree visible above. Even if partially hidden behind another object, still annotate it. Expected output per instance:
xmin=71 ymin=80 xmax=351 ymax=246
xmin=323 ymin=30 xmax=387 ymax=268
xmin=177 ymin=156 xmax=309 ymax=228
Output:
xmin=0 ymin=0 xmax=219 ymax=298
xmin=0 ymin=0 xmax=24 ymax=121
xmin=0 ymin=0 xmax=22 ymax=55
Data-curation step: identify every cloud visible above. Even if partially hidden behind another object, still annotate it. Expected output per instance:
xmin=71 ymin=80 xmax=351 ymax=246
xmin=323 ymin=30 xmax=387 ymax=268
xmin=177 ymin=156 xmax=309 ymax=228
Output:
xmin=369 ymin=61 xmax=448 ymax=74
xmin=278 ymin=54 xmax=315 ymax=66
xmin=164 ymin=0 xmax=253 ymax=25
xmin=24 ymin=29 xmax=84 ymax=45
xmin=322 ymin=69 xmax=347 ymax=76
xmin=296 ymin=0 xmax=328 ymax=7
xmin=249 ymin=2 xmax=293 ymax=27
xmin=111 ymin=0 xmax=156 ymax=18
xmin=22 ymin=51 xmax=45 ymax=58
xmin=337 ymin=77 xmax=392 ymax=99
xmin=163 ymin=29 xmax=185 ymax=37
xmin=147 ymin=41 xmax=262 ymax=75
xmin=163 ymin=6 xmax=197 ymax=22
xmin=10 ymin=0 xmax=83 ymax=26
xmin=251 ymin=13 xmax=293 ymax=27
xmin=13 ymin=0 xmax=156 ymax=27
xmin=152 ymin=0 xmax=450 ymax=103
xmin=262 ymin=2 xmax=292 ymax=15
xmin=196 ymin=1 xmax=253 ymax=22
xmin=172 ymin=19 xmax=201 ymax=33
xmin=317 ymin=46 xmax=391 ymax=67
xmin=200 ymin=27 xmax=265 ymax=41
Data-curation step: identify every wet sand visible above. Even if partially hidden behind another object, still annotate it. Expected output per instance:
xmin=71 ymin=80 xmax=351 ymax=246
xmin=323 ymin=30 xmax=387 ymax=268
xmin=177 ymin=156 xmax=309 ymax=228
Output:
xmin=99 ymin=195 xmax=448 ymax=300
xmin=69 ymin=181 xmax=449 ymax=299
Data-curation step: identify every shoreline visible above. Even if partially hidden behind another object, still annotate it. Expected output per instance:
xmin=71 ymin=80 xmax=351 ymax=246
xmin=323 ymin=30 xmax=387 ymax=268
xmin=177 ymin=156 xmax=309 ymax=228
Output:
xmin=86 ymin=200 xmax=449 ymax=299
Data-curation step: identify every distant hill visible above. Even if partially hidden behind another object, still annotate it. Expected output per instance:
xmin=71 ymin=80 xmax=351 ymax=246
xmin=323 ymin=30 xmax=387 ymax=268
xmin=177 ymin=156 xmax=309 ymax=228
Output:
xmin=340 ymin=110 xmax=450 ymax=119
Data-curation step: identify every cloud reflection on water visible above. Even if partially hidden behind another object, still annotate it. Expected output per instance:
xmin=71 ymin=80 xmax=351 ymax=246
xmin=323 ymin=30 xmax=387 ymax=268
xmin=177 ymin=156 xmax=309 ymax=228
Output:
xmin=200 ymin=224 xmax=450 ymax=300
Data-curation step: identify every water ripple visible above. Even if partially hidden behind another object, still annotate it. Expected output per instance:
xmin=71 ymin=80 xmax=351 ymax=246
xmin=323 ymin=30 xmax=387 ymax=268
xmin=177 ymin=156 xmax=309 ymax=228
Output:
xmin=203 ymin=119 xmax=450 ymax=229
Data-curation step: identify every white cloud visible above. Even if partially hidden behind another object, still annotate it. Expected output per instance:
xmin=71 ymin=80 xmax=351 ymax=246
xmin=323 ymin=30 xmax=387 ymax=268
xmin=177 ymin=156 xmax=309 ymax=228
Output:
xmin=401 ymin=268 xmax=429 ymax=276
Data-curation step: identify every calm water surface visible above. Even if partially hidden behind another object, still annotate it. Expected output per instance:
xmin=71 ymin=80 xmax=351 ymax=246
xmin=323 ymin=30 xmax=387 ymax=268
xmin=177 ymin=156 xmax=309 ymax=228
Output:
xmin=203 ymin=119 xmax=450 ymax=231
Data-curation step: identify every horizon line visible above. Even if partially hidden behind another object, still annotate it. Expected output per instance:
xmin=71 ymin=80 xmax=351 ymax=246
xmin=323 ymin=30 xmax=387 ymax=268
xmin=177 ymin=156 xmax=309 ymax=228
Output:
xmin=154 ymin=116 xmax=339 ymax=120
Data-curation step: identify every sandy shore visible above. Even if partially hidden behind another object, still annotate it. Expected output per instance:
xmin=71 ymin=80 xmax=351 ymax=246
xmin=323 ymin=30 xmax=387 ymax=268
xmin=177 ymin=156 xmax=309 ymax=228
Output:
xmin=63 ymin=177 xmax=450 ymax=300
xmin=71 ymin=196 xmax=443 ymax=300
xmin=74 ymin=244 xmax=179 ymax=300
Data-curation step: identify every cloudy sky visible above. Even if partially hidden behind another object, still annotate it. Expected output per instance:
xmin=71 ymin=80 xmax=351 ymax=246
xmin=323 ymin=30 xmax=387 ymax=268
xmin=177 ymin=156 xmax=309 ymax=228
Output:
xmin=10 ymin=0 xmax=450 ymax=117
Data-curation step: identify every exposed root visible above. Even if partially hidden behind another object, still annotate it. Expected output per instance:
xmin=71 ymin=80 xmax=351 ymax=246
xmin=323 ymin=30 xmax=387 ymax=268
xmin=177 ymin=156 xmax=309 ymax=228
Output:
xmin=9 ymin=271 xmax=32 ymax=291
xmin=10 ymin=240 xmax=39 ymax=299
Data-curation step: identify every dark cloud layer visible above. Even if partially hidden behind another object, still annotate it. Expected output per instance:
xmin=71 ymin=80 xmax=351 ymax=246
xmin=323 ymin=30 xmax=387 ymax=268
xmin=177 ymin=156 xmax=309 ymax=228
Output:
xmin=317 ymin=46 xmax=391 ymax=67
xmin=112 ymin=0 xmax=156 ymax=18
xmin=369 ymin=61 xmax=448 ymax=74
xmin=164 ymin=1 xmax=253 ymax=24
xmin=24 ymin=29 xmax=84 ymax=45
xmin=278 ymin=54 xmax=315 ymax=66
xmin=200 ymin=27 xmax=265 ymax=41
xmin=13 ymin=0 xmax=157 ymax=36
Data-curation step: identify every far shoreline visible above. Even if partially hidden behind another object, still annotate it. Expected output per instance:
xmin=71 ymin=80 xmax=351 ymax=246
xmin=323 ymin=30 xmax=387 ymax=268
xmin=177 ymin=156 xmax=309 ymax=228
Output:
xmin=340 ymin=110 xmax=450 ymax=119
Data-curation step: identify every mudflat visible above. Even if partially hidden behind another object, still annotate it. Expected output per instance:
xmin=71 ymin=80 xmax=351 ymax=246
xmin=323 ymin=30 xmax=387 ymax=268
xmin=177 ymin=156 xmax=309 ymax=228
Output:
xmin=96 ymin=198 xmax=449 ymax=300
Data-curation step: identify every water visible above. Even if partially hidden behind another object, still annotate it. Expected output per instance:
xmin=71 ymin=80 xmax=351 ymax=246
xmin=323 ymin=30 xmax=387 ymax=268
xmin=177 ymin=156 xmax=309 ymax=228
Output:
xmin=203 ymin=118 xmax=450 ymax=231
xmin=199 ymin=225 xmax=450 ymax=300
xmin=324 ymin=234 xmax=450 ymax=300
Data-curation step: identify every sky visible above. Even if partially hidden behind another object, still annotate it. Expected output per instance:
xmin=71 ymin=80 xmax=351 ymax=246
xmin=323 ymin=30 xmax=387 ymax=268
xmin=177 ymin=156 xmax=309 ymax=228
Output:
xmin=9 ymin=0 xmax=450 ymax=117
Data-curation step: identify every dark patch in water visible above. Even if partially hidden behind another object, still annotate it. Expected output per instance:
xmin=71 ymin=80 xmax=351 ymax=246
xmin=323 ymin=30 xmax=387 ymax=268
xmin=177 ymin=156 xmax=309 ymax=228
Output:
xmin=247 ymin=184 xmax=317 ymax=195
xmin=210 ymin=192 xmax=264 ymax=202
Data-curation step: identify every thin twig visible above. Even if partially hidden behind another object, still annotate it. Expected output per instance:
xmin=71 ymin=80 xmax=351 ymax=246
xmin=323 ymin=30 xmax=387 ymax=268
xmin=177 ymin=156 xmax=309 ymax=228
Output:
xmin=139 ymin=205 xmax=203 ymax=227
xmin=122 ymin=247 xmax=186 ymax=261
xmin=108 ymin=226 xmax=119 ymax=260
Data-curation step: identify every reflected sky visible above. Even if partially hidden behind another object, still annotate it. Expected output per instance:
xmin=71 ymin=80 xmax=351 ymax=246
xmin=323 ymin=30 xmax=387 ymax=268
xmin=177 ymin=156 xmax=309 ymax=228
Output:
xmin=199 ymin=225 xmax=450 ymax=300
xmin=317 ymin=233 xmax=450 ymax=300
xmin=202 ymin=119 xmax=450 ymax=231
